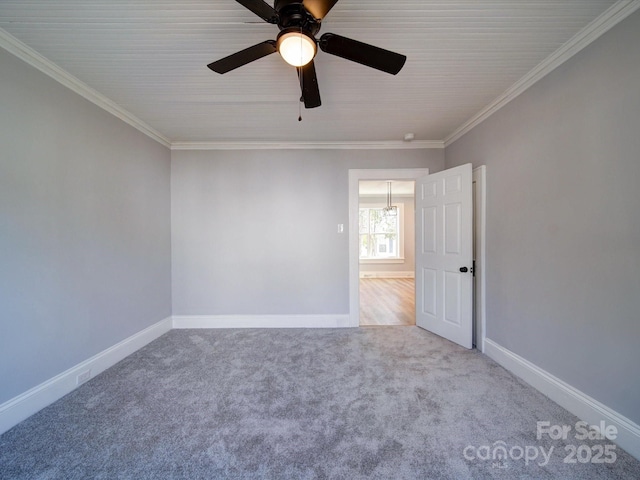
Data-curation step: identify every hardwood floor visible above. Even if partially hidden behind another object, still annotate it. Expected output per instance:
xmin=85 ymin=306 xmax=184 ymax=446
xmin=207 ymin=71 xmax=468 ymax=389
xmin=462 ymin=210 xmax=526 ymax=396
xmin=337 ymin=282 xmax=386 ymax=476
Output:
xmin=359 ymin=277 xmax=415 ymax=326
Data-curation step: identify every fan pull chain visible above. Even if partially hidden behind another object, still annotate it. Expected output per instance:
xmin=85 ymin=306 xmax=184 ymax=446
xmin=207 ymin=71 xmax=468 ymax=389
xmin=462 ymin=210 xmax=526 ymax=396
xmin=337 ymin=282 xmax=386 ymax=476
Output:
xmin=299 ymin=68 xmax=303 ymax=121
xmin=298 ymin=27 xmax=304 ymax=122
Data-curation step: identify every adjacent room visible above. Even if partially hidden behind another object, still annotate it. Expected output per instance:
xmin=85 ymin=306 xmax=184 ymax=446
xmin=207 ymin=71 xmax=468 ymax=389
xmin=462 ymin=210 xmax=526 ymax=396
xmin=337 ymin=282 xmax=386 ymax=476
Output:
xmin=359 ymin=180 xmax=416 ymax=327
xmin=1 ymin=1 xmax=639 ymax=478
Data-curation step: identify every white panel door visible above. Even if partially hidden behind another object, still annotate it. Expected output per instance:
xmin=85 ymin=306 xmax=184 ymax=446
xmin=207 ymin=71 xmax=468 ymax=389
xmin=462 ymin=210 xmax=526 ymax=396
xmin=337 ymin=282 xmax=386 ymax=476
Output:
xmin=415 ymin=163 xmax=473 ymax=348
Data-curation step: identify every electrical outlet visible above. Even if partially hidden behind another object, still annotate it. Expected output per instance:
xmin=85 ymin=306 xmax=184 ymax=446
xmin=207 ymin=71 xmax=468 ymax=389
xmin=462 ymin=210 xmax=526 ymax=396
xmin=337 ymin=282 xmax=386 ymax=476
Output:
xmin=76 ymin=369 xmax=91 ymax=385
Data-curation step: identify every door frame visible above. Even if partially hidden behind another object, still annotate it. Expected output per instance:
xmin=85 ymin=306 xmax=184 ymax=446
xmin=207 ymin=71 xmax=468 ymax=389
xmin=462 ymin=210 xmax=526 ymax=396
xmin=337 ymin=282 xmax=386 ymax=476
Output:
xmin=473 ymin=165 xmax=487 ymax=352
xmin=348 ymin=168 xmax=429 ymax=327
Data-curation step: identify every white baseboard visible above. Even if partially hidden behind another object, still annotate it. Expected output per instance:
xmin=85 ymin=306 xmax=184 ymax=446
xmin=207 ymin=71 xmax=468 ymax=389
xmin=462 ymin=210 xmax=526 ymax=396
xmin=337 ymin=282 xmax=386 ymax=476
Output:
xmin=484 ymin=338 xmax=640 ymax=461
xmin=172 ymin=314 xmax=352 ymax=329
xmin=0 ymin=316 xmax=172 ymax=436
xmin=359 ymin=271 xmax=415 ymax=279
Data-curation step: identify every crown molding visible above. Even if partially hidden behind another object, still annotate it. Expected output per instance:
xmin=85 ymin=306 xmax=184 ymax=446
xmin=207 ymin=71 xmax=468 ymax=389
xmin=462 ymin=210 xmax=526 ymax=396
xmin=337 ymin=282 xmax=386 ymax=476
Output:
xmin=444 ymin=0 xmax=640 ymax=148
xmin=170 ymin=140 xmax=444 ymax=151
xmin=0 ymin=28 xmax=171 ymax=149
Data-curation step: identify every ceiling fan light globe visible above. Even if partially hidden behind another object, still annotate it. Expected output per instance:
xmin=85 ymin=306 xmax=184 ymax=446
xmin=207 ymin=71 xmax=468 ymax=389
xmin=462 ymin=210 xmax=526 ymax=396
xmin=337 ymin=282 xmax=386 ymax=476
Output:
xmin=278 ymin=32 xmax=317 ymax=67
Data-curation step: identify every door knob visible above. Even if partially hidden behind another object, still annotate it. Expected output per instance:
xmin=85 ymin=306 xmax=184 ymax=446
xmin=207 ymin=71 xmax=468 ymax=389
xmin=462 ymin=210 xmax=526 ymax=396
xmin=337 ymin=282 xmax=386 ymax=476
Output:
xmin=459 ymin=267 xmax=468 ymax=273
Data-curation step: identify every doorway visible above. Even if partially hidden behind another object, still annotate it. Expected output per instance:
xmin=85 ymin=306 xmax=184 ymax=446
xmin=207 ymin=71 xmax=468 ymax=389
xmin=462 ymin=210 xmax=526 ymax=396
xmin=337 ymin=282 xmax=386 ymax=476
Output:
xmin=348 ymin=166 xmax=486 ymax=349
xmin=358 ymin=179 xmax=416 ymax=326
xmin=348 ymin=168 xmax=429 ymax=328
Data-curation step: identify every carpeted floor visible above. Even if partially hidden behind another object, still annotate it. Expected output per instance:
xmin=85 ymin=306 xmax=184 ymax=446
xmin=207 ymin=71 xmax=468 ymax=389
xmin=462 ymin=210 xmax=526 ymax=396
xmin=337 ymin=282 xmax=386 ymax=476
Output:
xmin=0 ymin=327 xmax=638 ymax=479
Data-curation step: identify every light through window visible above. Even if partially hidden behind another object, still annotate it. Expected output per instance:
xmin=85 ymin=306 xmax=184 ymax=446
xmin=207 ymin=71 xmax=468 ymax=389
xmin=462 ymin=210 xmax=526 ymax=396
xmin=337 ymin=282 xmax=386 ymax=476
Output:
xmin=359 ymin=207 xmax=401 ymax=259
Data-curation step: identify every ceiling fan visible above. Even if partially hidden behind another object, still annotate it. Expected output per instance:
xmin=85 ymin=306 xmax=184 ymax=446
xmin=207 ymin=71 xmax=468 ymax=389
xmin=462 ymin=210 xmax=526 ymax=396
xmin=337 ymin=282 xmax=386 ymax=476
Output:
xmin=207 ymin=0 xmax=407 ymax=108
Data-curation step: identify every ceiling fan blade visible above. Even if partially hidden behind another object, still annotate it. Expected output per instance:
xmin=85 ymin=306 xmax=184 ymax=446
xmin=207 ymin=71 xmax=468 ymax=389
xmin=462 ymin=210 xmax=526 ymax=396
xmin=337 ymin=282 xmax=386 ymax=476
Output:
xmin=319 ymin=33 xmax=406 ymax=75
xmin=235 ymin=0 xmax=279 ymax=23
xmin=302 ymin=0 xmax=339 ymax=19
xmin=297 ymin=60 xmax=321 ymax=108
xmin=208 ymin=40 xmax=277 ymax=74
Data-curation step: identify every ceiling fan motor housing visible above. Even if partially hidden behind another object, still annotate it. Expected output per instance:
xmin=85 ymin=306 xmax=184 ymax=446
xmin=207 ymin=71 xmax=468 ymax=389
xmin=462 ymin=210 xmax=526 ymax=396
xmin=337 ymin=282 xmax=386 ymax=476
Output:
xmin=274 ymin=0 xmax=321 ymax=36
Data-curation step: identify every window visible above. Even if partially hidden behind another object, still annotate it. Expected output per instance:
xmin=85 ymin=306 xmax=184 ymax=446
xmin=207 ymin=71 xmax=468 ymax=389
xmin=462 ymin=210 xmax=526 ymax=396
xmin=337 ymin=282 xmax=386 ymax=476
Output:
xmin=359 ymin=205 xmax=404 ymax=261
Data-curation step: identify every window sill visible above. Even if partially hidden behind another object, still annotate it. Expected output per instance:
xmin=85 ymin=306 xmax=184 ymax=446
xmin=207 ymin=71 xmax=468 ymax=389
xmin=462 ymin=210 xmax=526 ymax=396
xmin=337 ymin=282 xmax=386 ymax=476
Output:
xmin=359 ymin=258 xmax=405 ymax=264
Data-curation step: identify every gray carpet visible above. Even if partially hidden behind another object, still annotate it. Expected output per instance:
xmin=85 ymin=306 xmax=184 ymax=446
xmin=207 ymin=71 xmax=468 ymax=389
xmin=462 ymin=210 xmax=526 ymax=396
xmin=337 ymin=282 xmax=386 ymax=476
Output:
xmin=0 ymin=327 xmax=638 ymax=479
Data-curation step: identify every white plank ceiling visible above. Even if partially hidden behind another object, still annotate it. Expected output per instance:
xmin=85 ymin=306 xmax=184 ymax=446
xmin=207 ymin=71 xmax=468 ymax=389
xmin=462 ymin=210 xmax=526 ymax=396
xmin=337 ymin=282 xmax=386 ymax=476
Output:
xmin=0 ymin=0 xmax=619 ymax=144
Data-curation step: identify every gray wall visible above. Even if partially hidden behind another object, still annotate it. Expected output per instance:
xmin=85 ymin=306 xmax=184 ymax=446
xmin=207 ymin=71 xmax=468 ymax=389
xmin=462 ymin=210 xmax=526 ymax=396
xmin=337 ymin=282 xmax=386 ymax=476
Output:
xmin=445 ymin=11 xmax=640 ymax=424
xmin=359 ymin=195 xmax=415 ymax=276
xmin=171 ymin=149 xmax=443 ymax=315
xmin=0 ymin=49 xmax=172 ymax=404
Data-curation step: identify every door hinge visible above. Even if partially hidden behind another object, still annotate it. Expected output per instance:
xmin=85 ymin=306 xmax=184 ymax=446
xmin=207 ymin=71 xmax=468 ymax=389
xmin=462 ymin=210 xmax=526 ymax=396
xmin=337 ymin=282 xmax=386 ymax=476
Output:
xmin=472 ymin=260 xmax=476 ymax=277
